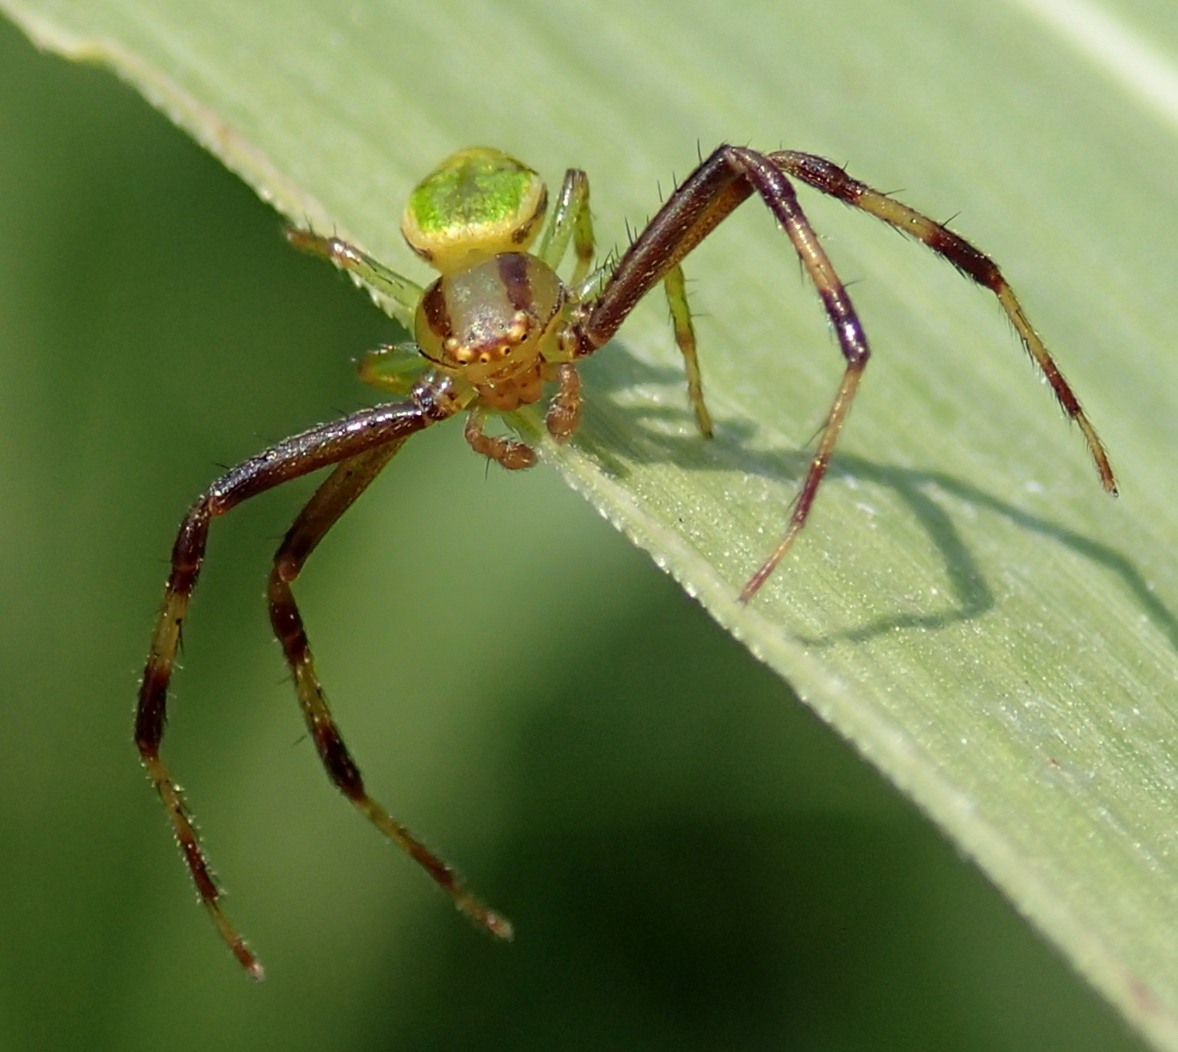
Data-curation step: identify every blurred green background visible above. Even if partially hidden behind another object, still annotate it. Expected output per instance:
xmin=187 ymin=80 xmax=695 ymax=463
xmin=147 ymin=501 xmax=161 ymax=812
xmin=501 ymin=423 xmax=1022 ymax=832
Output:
xmin=0 ymin=15 xmax=1147 ymax=1052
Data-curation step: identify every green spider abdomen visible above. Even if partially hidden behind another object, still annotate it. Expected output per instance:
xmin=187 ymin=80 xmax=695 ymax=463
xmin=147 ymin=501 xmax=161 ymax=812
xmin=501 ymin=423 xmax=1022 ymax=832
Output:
xmin=401 ymin=147 xmax=547 ymax=274
xmin=415 ymin=252 xmax=571 ymax=410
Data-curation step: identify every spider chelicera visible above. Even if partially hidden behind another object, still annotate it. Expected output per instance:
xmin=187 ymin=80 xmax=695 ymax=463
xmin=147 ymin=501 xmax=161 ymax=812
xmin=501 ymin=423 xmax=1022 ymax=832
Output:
xmin=135 ymin=145 xmax=1116 ymax=979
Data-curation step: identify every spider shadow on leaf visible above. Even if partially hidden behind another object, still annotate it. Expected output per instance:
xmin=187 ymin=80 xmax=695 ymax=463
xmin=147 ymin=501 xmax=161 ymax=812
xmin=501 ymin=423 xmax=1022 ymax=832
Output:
xmin=559 ymin=343 xmax=1161 ymax=647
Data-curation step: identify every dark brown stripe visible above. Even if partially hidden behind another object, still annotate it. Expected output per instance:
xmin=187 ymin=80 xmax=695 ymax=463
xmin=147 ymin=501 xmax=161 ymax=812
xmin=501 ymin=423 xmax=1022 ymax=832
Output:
xmin=769 ymin=151 xmax=867 ymax=206
xmin=497 ymin=252 xmax=533 ymax=313
xmin=926 ymin=226 xmax=1003 ymax=289
xmin=135 ymin=678 xmax=167 ymax=749
xmin=818 ymin=287 xmax=870 ymax=366
xmin=178 ymin=836 xmax=219 ymax=899
xmin=420 ymin=280 xmax=452 ymax=344
xmin=319 ymin=729 xmax=365 ymax=797
xmin=409 ymin=844 xmax=457 ymax=887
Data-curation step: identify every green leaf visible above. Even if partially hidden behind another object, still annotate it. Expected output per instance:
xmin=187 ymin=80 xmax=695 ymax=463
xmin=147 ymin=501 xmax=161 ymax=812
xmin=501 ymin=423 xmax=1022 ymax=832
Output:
xmin=4 ymin=0 xmax=1176 ymax=1046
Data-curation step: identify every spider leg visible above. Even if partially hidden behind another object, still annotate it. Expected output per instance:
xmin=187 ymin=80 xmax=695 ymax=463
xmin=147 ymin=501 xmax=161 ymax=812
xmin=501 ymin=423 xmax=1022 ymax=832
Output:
xmin=662 ymin=264 xmax=713 ymax=436
xmin=464 ymin=405 xmax=539 ymax=469
xmin=771 ymin=150 xmax=1117 ymax=495
xmin=544 ymin=360 xmax=583 ymax=440
xmin=268 ymin=446 xmax=514 ymax=943
xmin=356 ymin=342 xmax=427 ymax=395
xmin=536 ymin=168 xmax=594 ymax=286
xmin=135 ymin=383 xmax=463 ymax=979
xmin=286 ymin=229 xmax=424 ymax=330
xmin=578 ymin=145 xmax=872 ymax=599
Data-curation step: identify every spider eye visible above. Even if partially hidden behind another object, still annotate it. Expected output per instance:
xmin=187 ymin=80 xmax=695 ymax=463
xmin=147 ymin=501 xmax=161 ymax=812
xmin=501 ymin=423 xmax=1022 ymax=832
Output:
xmin=415 ymin=255 xmax=566 ymax=376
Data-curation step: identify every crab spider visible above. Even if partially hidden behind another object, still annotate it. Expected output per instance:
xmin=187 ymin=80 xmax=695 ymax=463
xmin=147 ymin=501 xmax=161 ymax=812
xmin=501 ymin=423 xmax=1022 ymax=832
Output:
xmin=136 ymin=145 xmax=1115 ymax=978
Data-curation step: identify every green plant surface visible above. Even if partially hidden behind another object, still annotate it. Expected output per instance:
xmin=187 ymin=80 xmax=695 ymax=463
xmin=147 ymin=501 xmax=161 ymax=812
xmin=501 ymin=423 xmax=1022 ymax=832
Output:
xmin=0 ymin=0 xmax=1175 ymax=1049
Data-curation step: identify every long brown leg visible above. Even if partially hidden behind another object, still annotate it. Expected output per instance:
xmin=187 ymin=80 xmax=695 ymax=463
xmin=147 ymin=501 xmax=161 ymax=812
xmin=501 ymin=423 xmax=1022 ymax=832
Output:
xmin=772 ymin=150 xmax=1117 ymax=495
xmin=268 ymin=444 xmax=514 ymax=942
xmin=579 ymin=145 xmax=871 ymax=600
xmin=135 ymin=393 xmax=455 ymax=979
